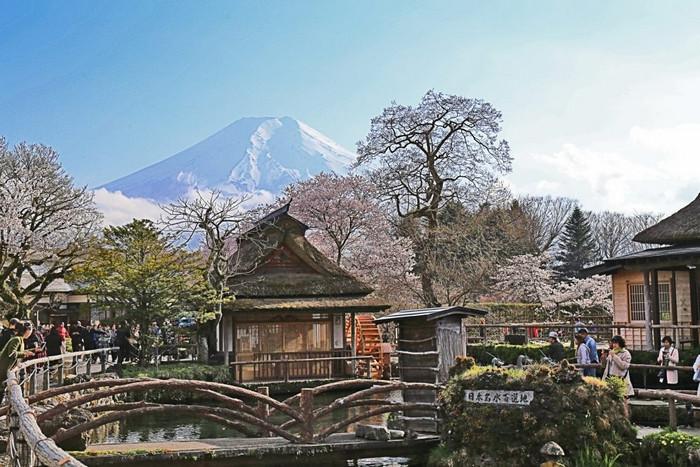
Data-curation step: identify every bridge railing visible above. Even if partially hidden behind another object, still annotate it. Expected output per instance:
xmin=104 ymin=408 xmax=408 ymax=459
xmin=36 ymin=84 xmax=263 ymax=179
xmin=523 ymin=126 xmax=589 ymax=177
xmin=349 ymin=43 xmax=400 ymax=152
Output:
xmin=4 ymin=347 xmax=118 ymax=467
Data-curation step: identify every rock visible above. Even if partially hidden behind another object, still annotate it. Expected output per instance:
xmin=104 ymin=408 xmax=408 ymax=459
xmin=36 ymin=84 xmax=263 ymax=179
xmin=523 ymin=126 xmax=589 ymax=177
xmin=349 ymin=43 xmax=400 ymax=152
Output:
xmin=39 ymin=407 xmax=93 ymax=451
xmin=540 ymin=441 xmax=565 ymax=458
xmin=355 ymin=424 xmax=391 ymax=441
xmin=388 ymin=429 xmax=405 ymax=439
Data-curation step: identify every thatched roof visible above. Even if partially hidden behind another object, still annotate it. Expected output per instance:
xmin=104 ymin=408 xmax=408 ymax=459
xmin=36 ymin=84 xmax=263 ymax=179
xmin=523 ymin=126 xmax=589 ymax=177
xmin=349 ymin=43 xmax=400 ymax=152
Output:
xmin=634 ymin=193 xmax=700 ymax=245
xmin=228 ymin=207 xmax=374 ymax=299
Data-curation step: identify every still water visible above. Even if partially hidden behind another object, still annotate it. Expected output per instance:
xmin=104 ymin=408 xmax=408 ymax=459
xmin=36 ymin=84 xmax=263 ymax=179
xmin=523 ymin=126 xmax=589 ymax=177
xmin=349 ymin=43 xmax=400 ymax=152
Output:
xmin=89 ymin=391 xmax=428 ymax=466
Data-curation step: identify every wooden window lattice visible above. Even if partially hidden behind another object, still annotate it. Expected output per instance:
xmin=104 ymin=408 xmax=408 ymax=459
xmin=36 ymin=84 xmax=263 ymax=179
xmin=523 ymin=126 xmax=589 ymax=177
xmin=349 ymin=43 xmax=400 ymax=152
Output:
xmin=628 ymin=282 xmax=671 ymax=322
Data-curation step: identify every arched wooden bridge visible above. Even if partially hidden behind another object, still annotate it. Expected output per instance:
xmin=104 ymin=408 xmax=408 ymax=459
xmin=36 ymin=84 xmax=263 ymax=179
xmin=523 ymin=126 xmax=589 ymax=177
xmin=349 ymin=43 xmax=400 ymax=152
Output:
xmin=2 ymin=348 xmax=439 ymax=467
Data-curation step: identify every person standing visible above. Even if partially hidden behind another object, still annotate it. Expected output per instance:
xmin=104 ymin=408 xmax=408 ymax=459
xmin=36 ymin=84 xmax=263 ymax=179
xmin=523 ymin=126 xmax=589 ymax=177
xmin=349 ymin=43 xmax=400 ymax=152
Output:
xmin=0 ymin=323 xmax=33 ymax=405
xmin=546 ymin=331 xmax=565 ymax=362
xmin=575 ymin=334 xmax=591 ymax=375
xmin=577 ymin=328 xmax=599 ymax=376
xmin=603 ymin=335 xmax=634 ymax=417
xmin=693 ymin=353 xmax=700 ymax=396
xmin=0 ymin=318 xmax=21 ymax=351
xmin=656 ymin=336 xmax=679 ymax=385
xmin=70 ymin=321 xmax=84 ymax=352
xmin=45 ymin=326 xmax=63 ymax=357
xmin=57 ymin=322 xmax=69 ymax=354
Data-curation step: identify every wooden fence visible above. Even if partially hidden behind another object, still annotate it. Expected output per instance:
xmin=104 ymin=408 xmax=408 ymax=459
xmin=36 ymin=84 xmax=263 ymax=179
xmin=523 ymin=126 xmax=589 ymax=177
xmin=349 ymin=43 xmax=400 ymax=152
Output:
xmin=464 ymin=323 xmax=700 ymax=350
xmin=229 ymin=354 xmax=373 ymax=383
xmin=4 ymin=347 xmax=117 ymax=467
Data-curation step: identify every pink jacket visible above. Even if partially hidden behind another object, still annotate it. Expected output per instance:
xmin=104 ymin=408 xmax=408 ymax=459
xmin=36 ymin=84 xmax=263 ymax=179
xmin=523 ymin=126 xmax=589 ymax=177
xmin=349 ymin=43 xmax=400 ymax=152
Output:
xmin=657 ymin=347 xmax=679 ymax=385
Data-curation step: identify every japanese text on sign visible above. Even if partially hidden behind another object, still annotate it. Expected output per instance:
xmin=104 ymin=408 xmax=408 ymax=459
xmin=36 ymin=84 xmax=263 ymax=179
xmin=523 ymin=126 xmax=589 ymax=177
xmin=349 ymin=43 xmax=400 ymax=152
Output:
xmin=464 ymin=390 xmax=534 ymax=406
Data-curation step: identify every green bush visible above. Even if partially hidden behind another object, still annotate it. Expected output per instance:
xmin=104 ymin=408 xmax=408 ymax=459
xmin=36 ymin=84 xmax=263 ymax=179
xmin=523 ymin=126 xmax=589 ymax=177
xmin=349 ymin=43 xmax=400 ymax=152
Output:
xmin=469 ymin=344 xmax=700 ymax=390
xmin=435 ymin=362 xmax=637 ymax=467
xmin=637 ymin=430 xmax=700 ymax=467
xmin=121 ymin=363 xmax=231 ymax=403
xmin=566 ymin=445 xmax=622 ymax=467
xmin=467 ymin=343 xmax=575 ymax=365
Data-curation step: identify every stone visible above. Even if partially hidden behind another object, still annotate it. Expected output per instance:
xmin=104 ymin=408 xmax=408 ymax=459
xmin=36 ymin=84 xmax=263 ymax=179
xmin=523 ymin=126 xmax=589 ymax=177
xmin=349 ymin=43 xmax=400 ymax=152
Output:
xmin=540 ymin=441 xmax=565 ymax=458
xmin=355 ymin=423 xmax=390 ymax=441
xmin=388 ymin=429 xmax=405 ymax=439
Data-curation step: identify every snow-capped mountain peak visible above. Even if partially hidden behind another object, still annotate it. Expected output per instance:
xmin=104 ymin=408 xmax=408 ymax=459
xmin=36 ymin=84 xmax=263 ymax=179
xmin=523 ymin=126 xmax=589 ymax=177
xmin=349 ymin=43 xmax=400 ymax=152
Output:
xmin=100 ymin=116 xmax=356 ymax=202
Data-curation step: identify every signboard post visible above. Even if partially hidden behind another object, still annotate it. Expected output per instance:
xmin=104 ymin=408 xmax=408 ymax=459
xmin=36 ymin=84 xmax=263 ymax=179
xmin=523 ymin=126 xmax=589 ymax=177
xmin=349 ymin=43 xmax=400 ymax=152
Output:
xmin=464 ymin=390 xmax=534 ymax=406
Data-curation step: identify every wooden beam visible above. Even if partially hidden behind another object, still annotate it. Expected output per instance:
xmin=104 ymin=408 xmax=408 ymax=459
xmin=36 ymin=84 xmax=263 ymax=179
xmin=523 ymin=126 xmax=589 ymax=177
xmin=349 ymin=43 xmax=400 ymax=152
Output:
xmin=690 ymin=268 xmax=699 ymax=344
xmin=350 ymin=312 xmax=357 ymax=375
xmin=643 ymin=271 xmax=654 ymax=351
xmin=671 ymin=271 xmax=678 ymax=325
xmin=651 ymin=269 xmax=661 ymax=348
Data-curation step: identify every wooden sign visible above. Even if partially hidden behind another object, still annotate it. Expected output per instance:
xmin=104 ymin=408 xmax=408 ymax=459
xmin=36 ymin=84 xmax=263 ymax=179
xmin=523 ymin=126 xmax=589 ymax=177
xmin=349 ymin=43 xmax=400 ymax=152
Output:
xmin=464 ymin=390 xmax=534 ymax=406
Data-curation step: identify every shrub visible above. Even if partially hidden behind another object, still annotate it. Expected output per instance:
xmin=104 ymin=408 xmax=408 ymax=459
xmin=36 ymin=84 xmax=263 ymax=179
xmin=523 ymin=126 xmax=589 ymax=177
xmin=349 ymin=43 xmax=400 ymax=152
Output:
xmin=637 ymin=429 xmax=700 ymax=467
xmin=436 ymin=362 xmax=637 ymax=467
xmin=121 ymin=363 xmax=231 ymax=403
xmin=467 ymin=343 xmax=575 ymax=366
xmin=566 ymin=445 xmax=622 ymax=467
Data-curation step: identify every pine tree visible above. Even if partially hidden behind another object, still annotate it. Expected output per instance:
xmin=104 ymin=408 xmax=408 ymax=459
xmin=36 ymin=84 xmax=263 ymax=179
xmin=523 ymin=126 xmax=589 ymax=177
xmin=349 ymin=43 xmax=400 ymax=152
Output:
xmin=555 ymin=207 xmax=597 ymax=279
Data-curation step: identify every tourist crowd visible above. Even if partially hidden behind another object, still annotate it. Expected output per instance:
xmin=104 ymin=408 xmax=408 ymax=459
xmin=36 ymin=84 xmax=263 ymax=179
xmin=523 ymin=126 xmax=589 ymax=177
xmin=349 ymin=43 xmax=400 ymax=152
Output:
xmin=545 ymin=326 xmax=700 ymax=417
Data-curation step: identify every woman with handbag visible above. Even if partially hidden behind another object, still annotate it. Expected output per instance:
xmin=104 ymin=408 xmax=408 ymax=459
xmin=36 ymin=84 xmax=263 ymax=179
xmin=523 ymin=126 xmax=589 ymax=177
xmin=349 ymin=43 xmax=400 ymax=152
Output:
xmin=657 ymin=336 xmax=679 ymax=386
xmin=603 ymin=335 xmax=634 ymax=417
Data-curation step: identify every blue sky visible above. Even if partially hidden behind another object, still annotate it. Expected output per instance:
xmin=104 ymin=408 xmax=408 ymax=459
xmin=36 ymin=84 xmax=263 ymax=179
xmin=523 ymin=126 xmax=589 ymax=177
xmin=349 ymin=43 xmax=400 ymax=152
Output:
xmin=2 ymin=1 xmax=700 ymax=217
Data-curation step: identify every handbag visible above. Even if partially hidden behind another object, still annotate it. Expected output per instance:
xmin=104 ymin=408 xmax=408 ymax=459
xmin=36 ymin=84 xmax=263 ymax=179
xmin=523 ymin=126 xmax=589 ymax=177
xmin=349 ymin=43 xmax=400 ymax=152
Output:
xmin=693 ymin=368 xmax=700 ymax=383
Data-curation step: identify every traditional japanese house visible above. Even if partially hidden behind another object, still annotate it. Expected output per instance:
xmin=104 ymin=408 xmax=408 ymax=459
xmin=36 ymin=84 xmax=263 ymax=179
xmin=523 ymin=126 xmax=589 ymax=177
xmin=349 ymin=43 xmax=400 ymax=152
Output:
xmin=220 ymin=204 xmax=390 ymax=382
xmin=585 ymin=193 xmax=700 ymax=349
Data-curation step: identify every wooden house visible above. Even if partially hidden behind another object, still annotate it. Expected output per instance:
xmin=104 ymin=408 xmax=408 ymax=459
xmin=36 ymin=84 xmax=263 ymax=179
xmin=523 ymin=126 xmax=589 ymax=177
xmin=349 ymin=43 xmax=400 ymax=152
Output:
xmin=586 ymin=194 xmax=700 ymax=349
xmin=220 ymin=204 xmax=390 ymax=382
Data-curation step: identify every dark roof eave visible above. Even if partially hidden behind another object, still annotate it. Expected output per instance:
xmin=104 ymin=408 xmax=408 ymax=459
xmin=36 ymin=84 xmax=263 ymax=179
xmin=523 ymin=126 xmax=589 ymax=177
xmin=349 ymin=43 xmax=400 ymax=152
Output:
xmin=581 ymin=263 xmax=623 ymax=276
xmin=374 ymin=305 xmax=488 ymax=324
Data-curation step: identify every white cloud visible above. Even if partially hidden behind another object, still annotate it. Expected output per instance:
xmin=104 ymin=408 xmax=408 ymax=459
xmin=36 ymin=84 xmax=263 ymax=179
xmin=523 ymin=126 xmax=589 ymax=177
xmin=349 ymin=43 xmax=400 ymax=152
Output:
xmin=508 ymin=123 xmax=700 ymax=216
xmin=93 ymin=187 xmax=278 ymax=227
xmin=92 ymin=188 xmax=164 ymax=226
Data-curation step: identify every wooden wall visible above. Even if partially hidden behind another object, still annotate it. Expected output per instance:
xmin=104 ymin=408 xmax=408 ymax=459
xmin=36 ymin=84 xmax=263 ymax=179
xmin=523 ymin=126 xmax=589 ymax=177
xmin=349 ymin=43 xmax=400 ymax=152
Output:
xmin=611 ymin=269 xmax=694 ymax=347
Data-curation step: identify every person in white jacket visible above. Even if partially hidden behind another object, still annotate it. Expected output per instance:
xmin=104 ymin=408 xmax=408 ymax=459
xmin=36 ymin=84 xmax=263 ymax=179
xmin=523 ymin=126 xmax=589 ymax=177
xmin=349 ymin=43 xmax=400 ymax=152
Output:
xmin=693 ymin=354 xmax=700 ymax=396
xmin=657 ymin=336 xmax=679 ymax=385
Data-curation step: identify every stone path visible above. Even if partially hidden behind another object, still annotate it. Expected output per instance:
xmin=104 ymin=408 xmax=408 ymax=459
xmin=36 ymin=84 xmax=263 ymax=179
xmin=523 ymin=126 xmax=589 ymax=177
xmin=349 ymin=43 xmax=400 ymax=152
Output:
xmin=77 ymin=433 xmax=440 ymax=465
xmin=636 ymin=425 xmax=700 ymax=438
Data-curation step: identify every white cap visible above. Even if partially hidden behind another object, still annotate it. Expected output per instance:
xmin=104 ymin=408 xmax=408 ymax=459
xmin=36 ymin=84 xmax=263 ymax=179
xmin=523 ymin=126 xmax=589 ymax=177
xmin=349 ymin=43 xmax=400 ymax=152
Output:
xmin=548 ymin=331 xmax=559 ymax=339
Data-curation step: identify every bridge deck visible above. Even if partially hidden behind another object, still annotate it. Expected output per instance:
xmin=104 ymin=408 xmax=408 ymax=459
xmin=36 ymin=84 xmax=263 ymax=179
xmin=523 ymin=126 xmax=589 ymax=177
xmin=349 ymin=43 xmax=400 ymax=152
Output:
xmin=75 ymin=433 xmax=440 ymax=466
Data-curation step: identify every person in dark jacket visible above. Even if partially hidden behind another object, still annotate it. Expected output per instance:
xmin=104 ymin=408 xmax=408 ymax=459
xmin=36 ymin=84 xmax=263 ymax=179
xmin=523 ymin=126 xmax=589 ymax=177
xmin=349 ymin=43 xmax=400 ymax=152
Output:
xmin=46 ymin=326 xmax=63 ymax=357
xmin=23 ymin=322 xmax=44 ymax=360
xmin=0 ymin=318 xmax=21 ymax=351
xmin=115 ymin=321 xmax=133 ymax=367
xmin=546 ymin=331 xmax=565 ymax=362
xmin=70 ymin=321 xmax=84 ymax=352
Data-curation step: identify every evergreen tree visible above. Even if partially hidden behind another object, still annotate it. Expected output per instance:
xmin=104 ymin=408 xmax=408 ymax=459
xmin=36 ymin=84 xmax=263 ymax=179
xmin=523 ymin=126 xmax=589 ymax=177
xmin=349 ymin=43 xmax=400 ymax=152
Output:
xmin=70 ymin=219 xmax=216 ymax=362
xmin=555 ymin=207 xmax=597 ymax=279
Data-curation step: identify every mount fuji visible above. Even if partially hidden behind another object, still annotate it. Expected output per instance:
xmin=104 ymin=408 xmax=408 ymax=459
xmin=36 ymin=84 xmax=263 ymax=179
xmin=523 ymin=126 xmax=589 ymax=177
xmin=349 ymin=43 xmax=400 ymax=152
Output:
xmin=100 ymin=116 xmax=356 ymax=203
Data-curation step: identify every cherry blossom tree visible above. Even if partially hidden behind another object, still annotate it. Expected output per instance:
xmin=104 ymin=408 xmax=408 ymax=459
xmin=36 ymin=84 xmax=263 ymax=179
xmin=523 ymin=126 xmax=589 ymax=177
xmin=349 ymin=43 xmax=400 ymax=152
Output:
xmin=492 ymin=254 xmax=612 ymax=318
xmin=0 ymin=137 xmax=101 ymax=319
xmin=355 ymin=90 xmax=512 ymax=306
xmin=280 ymin=173 xmax=416 ymax=305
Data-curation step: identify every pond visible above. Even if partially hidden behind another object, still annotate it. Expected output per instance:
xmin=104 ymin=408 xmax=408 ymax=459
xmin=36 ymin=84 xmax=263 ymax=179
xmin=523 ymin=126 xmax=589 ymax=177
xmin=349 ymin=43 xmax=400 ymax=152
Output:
xmin=88 ymin=390 xmax=429 ymax=466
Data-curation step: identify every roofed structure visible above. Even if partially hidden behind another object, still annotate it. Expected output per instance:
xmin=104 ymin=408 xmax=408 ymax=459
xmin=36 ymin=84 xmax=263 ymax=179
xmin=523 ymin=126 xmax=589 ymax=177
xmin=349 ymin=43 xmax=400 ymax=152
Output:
xmin=583 ymin=192 xmax=700 ymax=350
xmin=228 ymin=203 xmax=376 ymax=303
xmin=374 ymin=305 xmax=487 ymax=324
xmin=634 ymin=193 xmax=700 ymax=245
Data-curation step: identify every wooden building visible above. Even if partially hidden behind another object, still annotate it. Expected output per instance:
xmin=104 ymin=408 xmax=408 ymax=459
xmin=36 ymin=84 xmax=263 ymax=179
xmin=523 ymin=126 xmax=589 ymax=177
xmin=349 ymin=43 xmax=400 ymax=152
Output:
xmin=221 ymin=204 xmax=390 ymax=382
xmin=586 ymin=194 xmax=700 ymax=349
